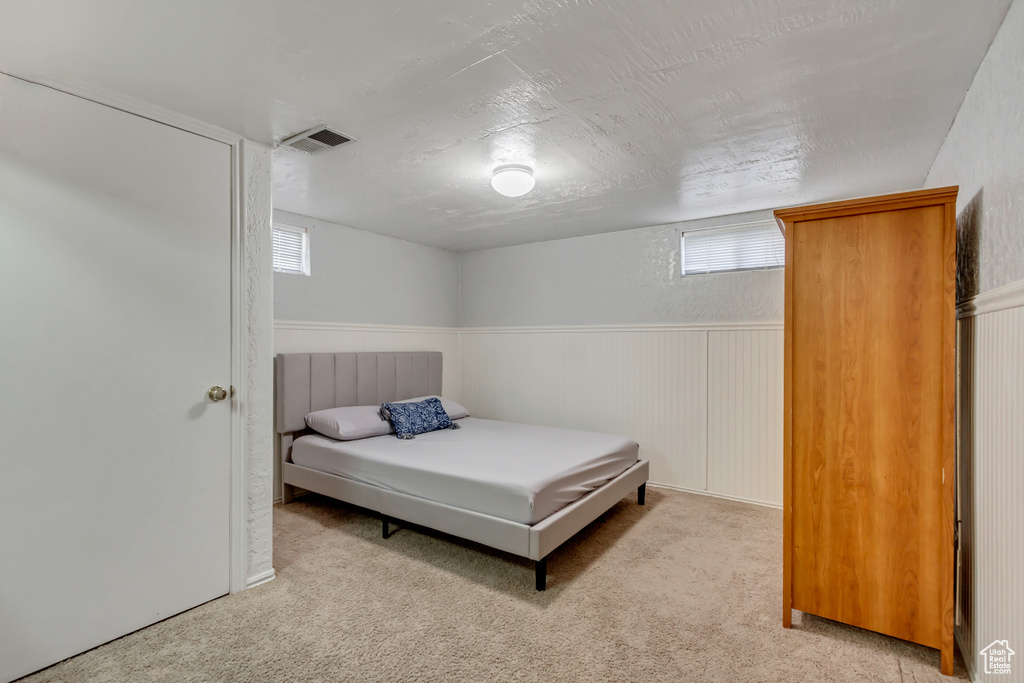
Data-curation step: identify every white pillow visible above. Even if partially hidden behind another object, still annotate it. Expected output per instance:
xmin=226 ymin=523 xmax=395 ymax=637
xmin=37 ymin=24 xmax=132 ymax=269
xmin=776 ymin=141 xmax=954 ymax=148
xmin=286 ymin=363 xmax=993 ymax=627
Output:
xmin=305 ymin=405 xmax=392 ymax=441
xmin=397 ymin=395 xmax=470 ymax=420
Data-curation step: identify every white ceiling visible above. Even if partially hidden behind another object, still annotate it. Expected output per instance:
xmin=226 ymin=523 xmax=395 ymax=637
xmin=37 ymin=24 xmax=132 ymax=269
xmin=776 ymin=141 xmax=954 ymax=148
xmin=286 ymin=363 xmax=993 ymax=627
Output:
xmin=0 ymin=1 xmax=1012 ymax=251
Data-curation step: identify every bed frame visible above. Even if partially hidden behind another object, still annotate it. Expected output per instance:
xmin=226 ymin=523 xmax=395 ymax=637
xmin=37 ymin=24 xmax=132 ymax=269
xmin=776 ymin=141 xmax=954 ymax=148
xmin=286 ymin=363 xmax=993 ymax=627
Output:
xmin=275 ymin=351 xmax=649 ymax=590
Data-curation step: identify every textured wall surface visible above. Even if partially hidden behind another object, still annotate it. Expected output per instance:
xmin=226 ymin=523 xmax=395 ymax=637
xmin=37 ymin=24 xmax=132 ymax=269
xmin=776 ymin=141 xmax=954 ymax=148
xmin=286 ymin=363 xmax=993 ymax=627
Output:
xmin=459 ymin=210 xmax=784 ymax=327
xmin=273 ymin=210 xmax=459 ymax=327
xmin=957 ymin=302 xmax=1024 ymax=683
xmin=242 ymin=141 xmax=274 ymax=587
xmin=706 ymin=329 xmax=784 ymax=504
xmin=926 ymin=0 xmax=1024 ymax=299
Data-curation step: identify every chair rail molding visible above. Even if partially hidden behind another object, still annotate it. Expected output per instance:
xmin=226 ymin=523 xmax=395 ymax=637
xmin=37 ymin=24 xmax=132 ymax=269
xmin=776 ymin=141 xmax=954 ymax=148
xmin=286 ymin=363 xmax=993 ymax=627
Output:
xmin=957 ymin=277 xmax=1024 ymax=318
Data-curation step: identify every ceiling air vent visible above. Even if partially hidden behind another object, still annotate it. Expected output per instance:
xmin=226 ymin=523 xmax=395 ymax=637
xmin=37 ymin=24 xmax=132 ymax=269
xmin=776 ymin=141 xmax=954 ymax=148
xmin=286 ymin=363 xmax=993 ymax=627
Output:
xmin=280 ymin=125 xmax=353 ymax=155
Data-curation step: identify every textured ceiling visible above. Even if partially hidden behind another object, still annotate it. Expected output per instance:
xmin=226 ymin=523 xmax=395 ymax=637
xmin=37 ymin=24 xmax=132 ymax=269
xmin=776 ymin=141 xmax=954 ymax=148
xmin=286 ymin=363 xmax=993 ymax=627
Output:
xmin=0 ymin=1 xmax=1012 ymax=251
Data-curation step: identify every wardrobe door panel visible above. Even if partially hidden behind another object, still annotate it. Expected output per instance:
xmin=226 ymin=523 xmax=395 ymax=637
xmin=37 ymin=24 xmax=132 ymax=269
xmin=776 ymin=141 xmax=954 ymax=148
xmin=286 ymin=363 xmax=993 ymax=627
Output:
xmin=790 ymin=205 xmax=946 ymax=647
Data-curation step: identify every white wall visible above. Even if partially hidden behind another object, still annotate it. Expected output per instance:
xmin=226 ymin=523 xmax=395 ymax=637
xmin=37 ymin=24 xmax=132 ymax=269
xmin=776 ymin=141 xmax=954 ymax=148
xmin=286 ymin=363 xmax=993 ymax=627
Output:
xmin=274 ymin=210 xmax=459 ymax=327
xmin=926 ymin=1 xmax=1024 ymax=678
xmin=459 ymin=210 xmax=783 ymax=327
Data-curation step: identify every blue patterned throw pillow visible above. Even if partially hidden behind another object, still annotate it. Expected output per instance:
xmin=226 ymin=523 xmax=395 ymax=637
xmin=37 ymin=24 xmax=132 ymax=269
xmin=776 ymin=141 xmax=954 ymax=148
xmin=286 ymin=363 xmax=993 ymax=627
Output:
xmin=379 ymin=397 xmax=461 ymax=440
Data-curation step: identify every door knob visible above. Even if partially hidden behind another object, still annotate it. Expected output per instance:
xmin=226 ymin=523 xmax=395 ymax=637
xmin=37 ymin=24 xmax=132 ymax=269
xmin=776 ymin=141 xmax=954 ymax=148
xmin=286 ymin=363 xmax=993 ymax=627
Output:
xmin=208 ymin=386 xmax=230 ymax=402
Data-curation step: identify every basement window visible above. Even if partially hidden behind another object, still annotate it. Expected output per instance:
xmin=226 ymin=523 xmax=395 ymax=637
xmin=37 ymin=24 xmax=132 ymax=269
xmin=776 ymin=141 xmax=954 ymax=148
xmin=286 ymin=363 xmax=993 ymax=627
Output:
xmin=272 ymin=224 xmax=310 ymax=275
xmin=681 ymin=221 xmax=784 ymax=275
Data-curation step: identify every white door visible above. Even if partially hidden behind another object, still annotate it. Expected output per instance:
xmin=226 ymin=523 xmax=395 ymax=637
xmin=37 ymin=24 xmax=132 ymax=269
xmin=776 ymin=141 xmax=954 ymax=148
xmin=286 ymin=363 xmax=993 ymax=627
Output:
xmin=0 ymin=75 xmax=232 ymax=682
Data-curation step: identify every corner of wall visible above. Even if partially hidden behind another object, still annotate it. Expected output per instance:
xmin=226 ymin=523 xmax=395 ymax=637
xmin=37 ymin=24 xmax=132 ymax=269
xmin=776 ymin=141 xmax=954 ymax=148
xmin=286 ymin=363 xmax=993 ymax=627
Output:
xmin=241 ymin=139 xmax=275 ymax=589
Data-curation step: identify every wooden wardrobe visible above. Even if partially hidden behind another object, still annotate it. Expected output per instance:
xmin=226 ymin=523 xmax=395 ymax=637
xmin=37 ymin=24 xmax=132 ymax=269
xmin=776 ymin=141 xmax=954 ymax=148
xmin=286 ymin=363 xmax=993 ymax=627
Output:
xmin=774 ymin=187 xmax=957 ymax=675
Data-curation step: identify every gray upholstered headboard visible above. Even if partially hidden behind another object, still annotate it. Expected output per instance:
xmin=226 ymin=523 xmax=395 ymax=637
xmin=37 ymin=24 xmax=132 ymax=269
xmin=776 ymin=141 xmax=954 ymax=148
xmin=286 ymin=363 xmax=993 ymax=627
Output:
xmin=275 ymin=351 xmax=443 ymax=434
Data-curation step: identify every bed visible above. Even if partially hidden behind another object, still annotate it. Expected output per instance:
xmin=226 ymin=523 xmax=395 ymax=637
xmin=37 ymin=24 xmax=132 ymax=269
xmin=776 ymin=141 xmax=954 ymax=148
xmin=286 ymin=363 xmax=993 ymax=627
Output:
xmin=276 ymin=351 xmax=649 ymax=590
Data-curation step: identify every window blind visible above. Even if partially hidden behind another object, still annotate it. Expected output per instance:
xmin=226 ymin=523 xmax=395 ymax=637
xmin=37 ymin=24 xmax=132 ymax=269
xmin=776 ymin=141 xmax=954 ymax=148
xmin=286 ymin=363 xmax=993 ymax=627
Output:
xmin=681 ymin=221 xmax=785 ymax=275
xmin=272 ymin=225 xmax=309 ymax=275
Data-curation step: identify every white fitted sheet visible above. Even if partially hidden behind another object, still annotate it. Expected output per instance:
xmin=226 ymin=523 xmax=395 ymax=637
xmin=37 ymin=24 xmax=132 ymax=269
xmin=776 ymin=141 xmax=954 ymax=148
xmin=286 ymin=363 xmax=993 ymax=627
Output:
xmin=291 ymin=417 xmax=639 ymax=525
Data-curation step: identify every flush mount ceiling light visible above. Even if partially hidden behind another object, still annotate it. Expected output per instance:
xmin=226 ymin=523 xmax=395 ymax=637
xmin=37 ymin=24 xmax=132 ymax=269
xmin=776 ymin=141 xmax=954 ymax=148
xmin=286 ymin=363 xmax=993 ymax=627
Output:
xmin=491 ymin=164 xmax=535 ymax=197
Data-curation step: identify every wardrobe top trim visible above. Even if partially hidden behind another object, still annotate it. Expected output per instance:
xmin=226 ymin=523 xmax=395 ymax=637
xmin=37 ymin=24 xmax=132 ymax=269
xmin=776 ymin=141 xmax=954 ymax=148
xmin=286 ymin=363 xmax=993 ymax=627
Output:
xmin=774 ymin=186 xmax=958 ymax=235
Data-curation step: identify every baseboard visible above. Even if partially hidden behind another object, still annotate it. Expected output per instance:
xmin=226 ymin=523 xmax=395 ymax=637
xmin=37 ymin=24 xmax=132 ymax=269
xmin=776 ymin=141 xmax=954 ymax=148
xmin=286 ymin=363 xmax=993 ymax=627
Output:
xmin=647 ymin=482 xmax=782 ymax=509
xmin=955 ymin=628 xmax=976 ymax=682
xmin=246 ymin=568 xmax=276 ymax=590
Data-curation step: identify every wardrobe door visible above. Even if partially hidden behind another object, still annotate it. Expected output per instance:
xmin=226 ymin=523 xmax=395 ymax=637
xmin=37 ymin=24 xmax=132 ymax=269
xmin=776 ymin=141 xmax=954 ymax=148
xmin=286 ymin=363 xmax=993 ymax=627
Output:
xmin=790 ymin=205 xmax=946 ymax=647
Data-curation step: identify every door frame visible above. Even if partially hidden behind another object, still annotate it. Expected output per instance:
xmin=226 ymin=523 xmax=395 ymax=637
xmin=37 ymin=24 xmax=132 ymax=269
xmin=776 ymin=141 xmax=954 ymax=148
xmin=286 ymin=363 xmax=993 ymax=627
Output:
xmin=0 ymin=70 xmax=274 ymax=594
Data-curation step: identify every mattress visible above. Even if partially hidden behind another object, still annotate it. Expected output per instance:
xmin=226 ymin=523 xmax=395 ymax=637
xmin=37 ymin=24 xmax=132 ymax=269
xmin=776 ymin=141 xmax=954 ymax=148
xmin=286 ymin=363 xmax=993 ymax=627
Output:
xmin=291 ymin=417 xmax=639 ymax=525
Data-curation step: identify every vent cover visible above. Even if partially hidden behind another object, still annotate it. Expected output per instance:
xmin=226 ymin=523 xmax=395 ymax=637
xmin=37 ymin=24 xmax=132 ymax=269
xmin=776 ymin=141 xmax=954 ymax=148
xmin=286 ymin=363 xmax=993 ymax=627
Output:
xmin=280 ymin=125 xmax=353 ymax=155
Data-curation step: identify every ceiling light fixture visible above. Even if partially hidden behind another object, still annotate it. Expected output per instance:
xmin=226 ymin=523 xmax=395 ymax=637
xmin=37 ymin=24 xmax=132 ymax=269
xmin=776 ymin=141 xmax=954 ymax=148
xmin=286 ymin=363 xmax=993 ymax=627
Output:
xmin=491 ymin=164 xmax=535 ymax=197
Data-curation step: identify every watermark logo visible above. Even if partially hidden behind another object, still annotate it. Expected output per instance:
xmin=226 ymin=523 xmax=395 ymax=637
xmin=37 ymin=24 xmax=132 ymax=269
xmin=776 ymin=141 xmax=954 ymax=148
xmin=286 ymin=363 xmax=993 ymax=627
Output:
xmin=980 ymin=640 xmax=1015 ymax=676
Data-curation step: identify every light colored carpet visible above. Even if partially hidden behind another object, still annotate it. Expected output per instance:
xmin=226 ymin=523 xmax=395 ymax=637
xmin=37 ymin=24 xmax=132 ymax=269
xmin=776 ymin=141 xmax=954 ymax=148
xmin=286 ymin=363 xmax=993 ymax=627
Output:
xmin=23 ymin=487 xmax=966 ymax=682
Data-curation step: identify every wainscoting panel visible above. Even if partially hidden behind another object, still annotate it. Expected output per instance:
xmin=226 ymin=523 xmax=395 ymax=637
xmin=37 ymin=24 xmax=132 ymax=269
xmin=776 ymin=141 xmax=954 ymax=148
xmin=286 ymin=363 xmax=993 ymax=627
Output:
xmin=561 ymin=330 xmax=708 ymax=491
xmin=707 ymin=330 xmax=784 ymax=506
xmin=460 ymin=325 xmax=781 ymax=503
xmin=956 ymin=299 xmax=1024 ymax=680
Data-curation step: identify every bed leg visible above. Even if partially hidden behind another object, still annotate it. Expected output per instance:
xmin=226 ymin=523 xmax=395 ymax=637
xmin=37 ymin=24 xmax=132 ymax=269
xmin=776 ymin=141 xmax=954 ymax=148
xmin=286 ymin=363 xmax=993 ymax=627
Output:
xmin=535 ymin=559 xmax=547 ymax=591
xmin=282 ymin=483 xmax=295 ymax=505
xmin=638 ymin=483 xmax=646 ymax=506
xmin=382 ymin=515 xmax=390 ymax=539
